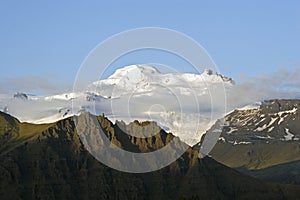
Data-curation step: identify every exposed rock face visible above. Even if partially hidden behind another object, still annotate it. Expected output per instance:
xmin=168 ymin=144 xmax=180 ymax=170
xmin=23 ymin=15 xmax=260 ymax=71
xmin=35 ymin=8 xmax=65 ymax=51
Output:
xmin=260 ymin=99 xmax=300 ymax=113
xmin=220 ymin=100 xmax=300 ymax=143
xmin=0 ymin=112 xmax=299 ymax=199
xmin=203 ymin=69 xmax=213 ymax=75
xmin=216 ymin=72 xmax=235 ymax=84
xmin=13 ymin=92 xmax=28 ymax=100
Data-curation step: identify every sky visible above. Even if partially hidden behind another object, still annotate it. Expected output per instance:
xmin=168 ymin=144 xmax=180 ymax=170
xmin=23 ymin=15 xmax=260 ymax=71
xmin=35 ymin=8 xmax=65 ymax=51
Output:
xmin=0 ymin=0 xmax=299 ymax=94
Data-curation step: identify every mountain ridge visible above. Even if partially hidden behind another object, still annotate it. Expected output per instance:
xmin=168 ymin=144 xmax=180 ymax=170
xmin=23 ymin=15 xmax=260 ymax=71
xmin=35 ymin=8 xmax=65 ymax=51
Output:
xmin=1 ymin=111 xmax=300 ymax=199
xmin=207 ymin=99 xmax=300 ymax=185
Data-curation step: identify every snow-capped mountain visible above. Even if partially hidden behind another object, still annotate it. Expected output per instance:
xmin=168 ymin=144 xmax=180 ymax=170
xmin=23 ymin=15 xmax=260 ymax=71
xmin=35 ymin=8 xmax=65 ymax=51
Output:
xmin=206 ymin=99 xmax=300 ymax=170
xmin=0 ymin=64 xmax=237 ymax=145
xmin=218 ymin=99 xmax=300 ymax=144
xmin=195 ymin=99 xmax=300 ymax=186
xmin=88 ymin=65 xmax=234 ymax=98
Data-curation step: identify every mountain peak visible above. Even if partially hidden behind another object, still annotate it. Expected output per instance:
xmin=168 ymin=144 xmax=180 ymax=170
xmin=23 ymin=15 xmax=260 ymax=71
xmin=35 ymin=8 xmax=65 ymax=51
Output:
xmin=203 ymin=69 xmax=213 ymax=75
xmin=98 ymin=65 xmax=235 ymax=87
xmin=200 ymin=69 xmax=235 ymax=84
xmin=91 ymin=64 xmax=160 ymax=91
xmin=108 ymin=64 xmax=160 ymax=79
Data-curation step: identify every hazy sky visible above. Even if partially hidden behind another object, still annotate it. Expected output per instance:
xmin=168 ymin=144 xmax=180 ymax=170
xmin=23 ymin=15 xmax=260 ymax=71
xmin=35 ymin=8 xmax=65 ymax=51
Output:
xmin=0 ymin=1 xmax=299 ymax=94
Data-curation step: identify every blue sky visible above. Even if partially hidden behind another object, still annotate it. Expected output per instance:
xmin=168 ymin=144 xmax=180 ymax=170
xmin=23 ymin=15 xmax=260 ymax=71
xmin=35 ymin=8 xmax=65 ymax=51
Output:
xmin=0 ymin=1 xmax=299 ymax=94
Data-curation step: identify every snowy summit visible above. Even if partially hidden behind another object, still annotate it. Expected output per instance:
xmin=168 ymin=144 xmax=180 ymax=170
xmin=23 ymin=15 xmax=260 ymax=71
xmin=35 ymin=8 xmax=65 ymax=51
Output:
xmin=0 ymin=64 xmax=237 ymax=145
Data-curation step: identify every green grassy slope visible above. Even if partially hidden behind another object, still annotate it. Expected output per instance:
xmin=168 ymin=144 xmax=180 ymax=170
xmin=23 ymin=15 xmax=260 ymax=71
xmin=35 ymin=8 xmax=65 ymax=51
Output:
xmin=210 ymin=141 xmax=300 ymax=169
xmin=0 ymin=112 xmax=53 ymax=156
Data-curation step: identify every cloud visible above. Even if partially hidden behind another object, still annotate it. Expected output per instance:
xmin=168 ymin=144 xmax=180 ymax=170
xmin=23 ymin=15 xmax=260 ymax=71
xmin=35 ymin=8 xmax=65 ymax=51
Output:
xmin=0 ymin=66 xmax=299 ymax=146
xmin=226 ymin=67 xmax=300 ymax=109
xmin=0 ymin=74 xmax=72 ymax=95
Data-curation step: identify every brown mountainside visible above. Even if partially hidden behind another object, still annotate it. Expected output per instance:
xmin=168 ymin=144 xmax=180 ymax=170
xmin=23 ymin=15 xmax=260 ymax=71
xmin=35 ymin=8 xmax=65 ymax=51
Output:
xmin=0 ymin=112 xmax=299 ymax=199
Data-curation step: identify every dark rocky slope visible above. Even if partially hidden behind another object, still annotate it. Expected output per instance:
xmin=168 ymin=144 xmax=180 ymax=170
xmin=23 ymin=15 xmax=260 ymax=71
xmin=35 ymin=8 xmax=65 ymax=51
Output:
xmin=207 ymin=99 xmax=300 ymax=185
xmin=0 ymin=112 xmax=299 ymax=199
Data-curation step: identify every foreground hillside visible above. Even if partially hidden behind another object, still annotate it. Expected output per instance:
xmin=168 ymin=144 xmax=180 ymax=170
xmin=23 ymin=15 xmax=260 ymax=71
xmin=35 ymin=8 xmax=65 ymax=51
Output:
xmin=1 ymin=112 xmax=300 ymax=199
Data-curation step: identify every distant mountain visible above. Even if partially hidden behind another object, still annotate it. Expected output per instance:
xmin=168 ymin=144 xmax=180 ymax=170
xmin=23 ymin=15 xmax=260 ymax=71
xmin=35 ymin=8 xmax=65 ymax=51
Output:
xmin=0 ymin=64 xmax=234 ymax=145
xmin=89 ymin=65 xmax=234 ymax=98
xmin=205 ymin=99 xmax=300 ymax=185
xmin=1 ymin=111 xmax=299 ymax=199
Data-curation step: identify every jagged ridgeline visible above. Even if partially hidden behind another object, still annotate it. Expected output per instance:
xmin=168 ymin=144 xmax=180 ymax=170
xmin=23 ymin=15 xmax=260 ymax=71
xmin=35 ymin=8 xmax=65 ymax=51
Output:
xmin=0 ymin=111 xmax=300 ymax=199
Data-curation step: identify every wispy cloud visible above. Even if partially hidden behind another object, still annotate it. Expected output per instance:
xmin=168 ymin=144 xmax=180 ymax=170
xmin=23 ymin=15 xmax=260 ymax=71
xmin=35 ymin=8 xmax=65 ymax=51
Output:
xmin=0 ymin=74 xmax=72 ymax=95
xmin=227 ymin=67 xmax=300 ymax=109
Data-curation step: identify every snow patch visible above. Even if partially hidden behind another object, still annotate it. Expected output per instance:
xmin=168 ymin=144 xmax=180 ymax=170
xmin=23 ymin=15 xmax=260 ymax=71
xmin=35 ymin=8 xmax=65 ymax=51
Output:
xmin=228 ymin=140 xmax=252 ymax=145
xmin=254 ymin=135 xmax=273 ymax=140
xmin=237 ymin=102 xmax=261 ymax=111
xmin=267 ymin=126 xmax=274 ymax=132
xmin=278 ymin=107 xmax=297 ymax=116
xmin=227 ymin=127 xmax=238 ymax=134
xmin=284 ymin=128 xmax=294 ymax=141
xmin=255 ymin=124 xmax=268 ymax=132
